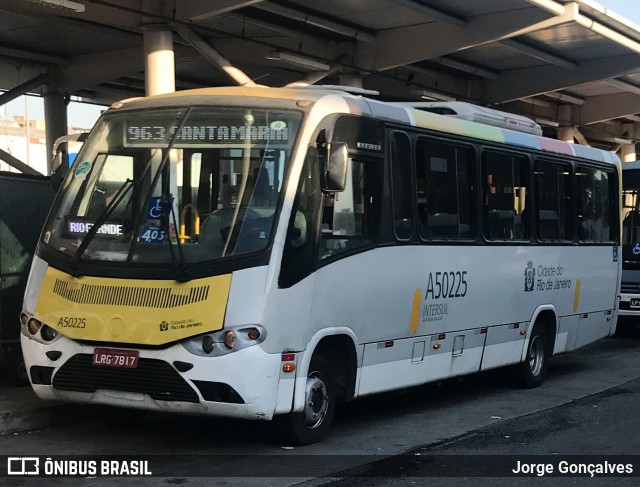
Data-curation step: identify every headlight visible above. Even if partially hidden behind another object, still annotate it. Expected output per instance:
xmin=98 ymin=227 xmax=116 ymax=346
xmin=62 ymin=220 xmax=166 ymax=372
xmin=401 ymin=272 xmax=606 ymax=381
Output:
xmin=182 ymin=325 xmax=266 ymax=357
xmin=41 ymin=325 xmax=59 ymax=342
xmin=20 ymin=311 xmax=62 ymax=345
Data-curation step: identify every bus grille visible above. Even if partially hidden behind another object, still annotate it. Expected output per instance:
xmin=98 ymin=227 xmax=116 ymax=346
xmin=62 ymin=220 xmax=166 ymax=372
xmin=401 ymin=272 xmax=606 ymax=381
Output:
xmin=52 ymin=354 xmax=199 ymax=403
xmin=53 ymin=280 xmax=210 ymax=308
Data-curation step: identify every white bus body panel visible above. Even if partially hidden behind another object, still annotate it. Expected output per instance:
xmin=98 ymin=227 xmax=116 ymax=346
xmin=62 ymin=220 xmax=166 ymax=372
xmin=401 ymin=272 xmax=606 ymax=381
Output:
xmin=301 ymin=244 xmax=617 ymax=398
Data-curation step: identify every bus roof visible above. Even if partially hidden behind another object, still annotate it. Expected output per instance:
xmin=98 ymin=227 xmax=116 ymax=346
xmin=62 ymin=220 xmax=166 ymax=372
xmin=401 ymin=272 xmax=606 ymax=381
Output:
xmin=114 ymin=86 xmax=619 ymax=166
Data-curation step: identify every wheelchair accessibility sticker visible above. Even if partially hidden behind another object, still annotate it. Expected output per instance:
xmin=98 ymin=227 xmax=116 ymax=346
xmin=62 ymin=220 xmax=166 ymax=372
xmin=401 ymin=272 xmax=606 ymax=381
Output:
xmin=146 ymin=196 xmax=171 ymax=220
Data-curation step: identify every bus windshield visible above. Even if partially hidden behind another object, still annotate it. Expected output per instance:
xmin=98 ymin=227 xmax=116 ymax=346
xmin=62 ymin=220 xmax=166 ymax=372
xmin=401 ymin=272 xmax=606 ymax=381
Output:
xmin=622 ymin=167 xmax=640 ymax=265
xmin=42 ymin=106 xmax=302 ymax=270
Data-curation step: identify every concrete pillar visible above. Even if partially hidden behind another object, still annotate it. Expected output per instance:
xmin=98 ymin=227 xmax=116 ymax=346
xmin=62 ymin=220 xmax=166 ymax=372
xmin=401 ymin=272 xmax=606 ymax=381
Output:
xmin=621 ymin=143 xmax=637 ymax=163
xmin=144 ymin=24 xmax=175 ymax=96
xmin=557 ymin=127 xmax=574 ymax=143
xmin=44 ymin=91 xmax=68 ymax=175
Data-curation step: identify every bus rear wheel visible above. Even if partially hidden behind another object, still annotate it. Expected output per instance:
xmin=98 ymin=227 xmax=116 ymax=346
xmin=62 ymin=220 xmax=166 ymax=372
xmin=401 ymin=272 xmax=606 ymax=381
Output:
xmin=275 ymin=355 xmax=336 ymax=445
xmin=515 ymin=324 xmax=549 ymax=388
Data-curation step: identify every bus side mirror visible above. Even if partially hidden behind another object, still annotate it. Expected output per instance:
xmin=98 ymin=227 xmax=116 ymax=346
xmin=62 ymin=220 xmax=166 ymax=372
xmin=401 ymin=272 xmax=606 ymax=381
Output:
xmin=321 ymin=142 xmax=348 ymax=192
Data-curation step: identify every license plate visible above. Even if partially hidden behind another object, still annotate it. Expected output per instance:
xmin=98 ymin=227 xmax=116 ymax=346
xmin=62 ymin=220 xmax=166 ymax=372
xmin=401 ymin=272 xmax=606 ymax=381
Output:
xmin=631 ymin=298 xmax=640 ymax=309
xmin=92 ymin=348 xmax=139 ymax=368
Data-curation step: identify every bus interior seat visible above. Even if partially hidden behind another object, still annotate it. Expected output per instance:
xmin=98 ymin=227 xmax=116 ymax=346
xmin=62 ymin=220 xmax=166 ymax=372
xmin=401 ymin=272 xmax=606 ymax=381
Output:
xmin=429 ymin=212 xmax=459 ymax=237
xmin=197 ymin=214 xmax=225 ymax=254
xmin=488 ymin=209 xmax=516 ymax=239
xmin=538 ymin=210 xmax=559 ymax=240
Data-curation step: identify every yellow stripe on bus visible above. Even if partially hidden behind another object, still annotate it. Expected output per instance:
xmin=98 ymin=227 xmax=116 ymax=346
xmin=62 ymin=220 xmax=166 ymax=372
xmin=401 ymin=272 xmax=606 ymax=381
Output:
xmin=573 ymin=278 xmax=581 ymax=313
xmin=410 ymin=289 xmax=421 ymax=334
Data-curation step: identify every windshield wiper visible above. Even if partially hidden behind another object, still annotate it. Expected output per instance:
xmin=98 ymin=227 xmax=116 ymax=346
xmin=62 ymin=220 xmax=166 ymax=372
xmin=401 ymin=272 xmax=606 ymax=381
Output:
xmin=71 ymin=178 xmax=133 ymax=267
xmin=126 ymin=108 xmax=193 ymax=279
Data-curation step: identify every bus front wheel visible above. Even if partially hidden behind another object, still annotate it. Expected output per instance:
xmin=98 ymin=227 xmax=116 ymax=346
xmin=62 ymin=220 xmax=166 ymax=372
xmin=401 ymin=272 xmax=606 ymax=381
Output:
xmin=275 ymin=355 xmax=336 ymax=445
xmin=515 ymin=325 xmax=549 ymax=388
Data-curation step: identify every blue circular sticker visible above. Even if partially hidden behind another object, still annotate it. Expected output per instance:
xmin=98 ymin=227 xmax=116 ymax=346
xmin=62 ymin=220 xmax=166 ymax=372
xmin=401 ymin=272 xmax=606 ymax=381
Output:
xmin=74 ymin=161 xmax=92 ymax=178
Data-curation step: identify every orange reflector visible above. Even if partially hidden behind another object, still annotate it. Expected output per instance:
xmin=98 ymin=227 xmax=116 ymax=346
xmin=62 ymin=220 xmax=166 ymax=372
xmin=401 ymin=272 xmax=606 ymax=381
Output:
xmin=480 ymin=327 xmax=488 ymax=334
xmin=437 ymin=333 xmax=446 ymax=340
xmin=512 ymin=323 xmax=520 ymax=329
xmin=297 ymin=100 xmax=312 ymax=107
xmin=433 ymin=343 xmax=441 ymax=350
xmin=282 ymin=353 xmax=295 ymax=362
xmin=384 ymin=340 xmax=394 ymax=348
xmin=248 ymin=328 xmax=260 ymax=340
xmin=520 ymin=330 xmax=526 ymax=335
xmin=282 ymin=363 xmax=296 ymax=373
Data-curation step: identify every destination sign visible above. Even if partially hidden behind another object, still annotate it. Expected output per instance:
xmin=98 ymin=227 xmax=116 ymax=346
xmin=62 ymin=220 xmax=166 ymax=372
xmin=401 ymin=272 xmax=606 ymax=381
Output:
xmin=67 ymin=220 xmax=124 ymax=238
xmin=124 ymin=123 xmax=289 ymax=147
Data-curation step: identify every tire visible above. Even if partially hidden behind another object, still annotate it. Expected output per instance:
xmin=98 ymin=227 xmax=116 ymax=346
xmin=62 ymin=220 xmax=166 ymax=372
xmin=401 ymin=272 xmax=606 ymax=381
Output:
xmin=4 ymin=346 xmax=29 ymax=386
xmin=274 ymin=355 xmax=336 ymax=445
xmin=515 ymin=325 xmax=549 ymax=389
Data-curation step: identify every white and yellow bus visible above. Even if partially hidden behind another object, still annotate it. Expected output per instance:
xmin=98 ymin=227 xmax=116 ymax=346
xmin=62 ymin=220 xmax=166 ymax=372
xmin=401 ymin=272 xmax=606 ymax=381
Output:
xmin=21 ymin=87 xmax=621 ymax=444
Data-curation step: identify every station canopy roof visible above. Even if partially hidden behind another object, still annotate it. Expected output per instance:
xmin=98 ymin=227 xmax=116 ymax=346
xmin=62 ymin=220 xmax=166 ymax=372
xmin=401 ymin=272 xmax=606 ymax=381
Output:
xmin=2 ymin=0 xmax=640 ymax=150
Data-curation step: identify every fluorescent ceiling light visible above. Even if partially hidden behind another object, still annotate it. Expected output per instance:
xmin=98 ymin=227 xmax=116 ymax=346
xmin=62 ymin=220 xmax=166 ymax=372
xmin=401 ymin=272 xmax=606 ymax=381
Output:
xmin=266 ymin=51 xmax=330 ymax=71
xmin=26 ymin=0 xmax=85 ymax=12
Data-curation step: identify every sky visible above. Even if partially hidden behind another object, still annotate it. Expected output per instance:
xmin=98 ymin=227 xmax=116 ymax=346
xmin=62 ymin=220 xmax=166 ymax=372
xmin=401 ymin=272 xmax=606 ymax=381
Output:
xmin=1 ymin=0 xmax=639 ymax=130
xmin=596 ymin=1 xmax=640 ymax=24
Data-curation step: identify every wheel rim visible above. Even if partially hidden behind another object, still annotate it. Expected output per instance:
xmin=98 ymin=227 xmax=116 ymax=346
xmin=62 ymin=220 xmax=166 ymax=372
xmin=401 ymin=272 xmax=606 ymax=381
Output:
xmin=528 ymin=335 xmax=545 ymax=377
xmin=302 ymin=372 xmax=329 ymax=429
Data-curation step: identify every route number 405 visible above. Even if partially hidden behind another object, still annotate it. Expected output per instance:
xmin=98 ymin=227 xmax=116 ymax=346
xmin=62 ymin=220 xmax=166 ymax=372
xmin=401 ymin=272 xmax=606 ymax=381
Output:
xmin=139 ymin=225 xmax=167 ymax=244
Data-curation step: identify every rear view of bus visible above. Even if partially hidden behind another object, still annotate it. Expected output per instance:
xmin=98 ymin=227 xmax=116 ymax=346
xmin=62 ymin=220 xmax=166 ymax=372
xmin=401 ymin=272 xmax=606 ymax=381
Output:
xmin=620 ymin=161 xmax=640 ymax=321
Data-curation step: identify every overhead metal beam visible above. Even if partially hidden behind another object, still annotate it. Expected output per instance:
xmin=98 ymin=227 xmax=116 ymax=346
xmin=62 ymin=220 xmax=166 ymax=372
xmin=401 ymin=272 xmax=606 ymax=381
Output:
xmin=0 ymin=74 xmax=48 ymax=106
xmin=482 ymin=55 xmax=640 ymax=104
xmin=435 ymin=57 xmax=499 ymax=79
xmin=0 ymin=45 xmax=66 ymax=65
xmin=543 ymin=90 xmax=585 ymax=105
xmin=176 ymin=0 xmax=263 ymax=21
xmin=579 ymin=92 xmax=640 ymax=125
xmin=358 ymin=1 xmax=577 ymax=70
xmin=392 ymin=0 xmax=467 ymax=27
xmin=58 ymin=46 xmax=146 ymax=93
xmin=174 ymin=25 xmax=256 ymax=87
xmin=253 ymin=2 xmax=376 ymax=43
xmin=500 ymin=39 xmax=577 ymax=70
xmin=0 ymin=148 xmax=42 ymax=175
xmin=528 ymin=0 xmax=640 ymax=54
xmin=605 ymin=78 xmax=640 ymax=96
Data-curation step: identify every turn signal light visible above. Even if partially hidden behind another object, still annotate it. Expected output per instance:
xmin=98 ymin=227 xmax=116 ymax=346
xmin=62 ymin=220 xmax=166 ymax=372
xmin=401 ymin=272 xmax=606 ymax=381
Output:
xmin=282 ymin=363 xmax=296 ymax=373
xmin=248 ymin=328 xmax=260 ymax=340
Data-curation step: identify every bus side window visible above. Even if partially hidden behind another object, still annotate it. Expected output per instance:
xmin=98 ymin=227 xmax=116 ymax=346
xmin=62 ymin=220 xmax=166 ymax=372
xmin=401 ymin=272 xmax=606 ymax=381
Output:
xmin=482 ymin=151 xmax=530 ymax=241
xmin=390 ymin=132 xmax=413 ymax=240
xmin=576 ymin=166 xmax=617 ymax=243
xmin=318 ymin=159 xmax=379 ymax=260
xmin=416 ymin=139 xmax=475 ymax=240
xmin=279 ymin=147 xmax=322 ymax=287
xmin=534 ymin=159 xmax=573 ymax=242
